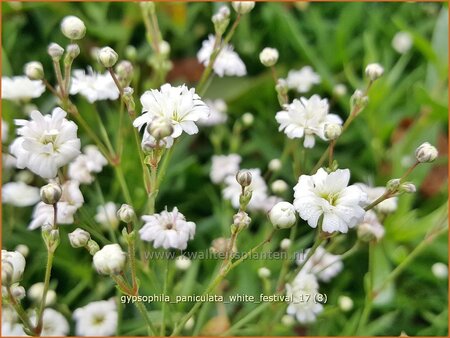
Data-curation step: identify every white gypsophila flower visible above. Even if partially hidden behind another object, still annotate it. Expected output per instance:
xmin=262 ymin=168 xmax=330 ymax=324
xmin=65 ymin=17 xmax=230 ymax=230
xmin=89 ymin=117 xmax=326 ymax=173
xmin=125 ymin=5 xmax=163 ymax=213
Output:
xmin=28 ymin=180 xmax=84 ymax=230
xmin=269 ymin=201 xmax=297 ymax=229
xmin=258 ymin=267 xmax=271 ymax=278
xmin=68 ymin=145 xmax=108 ymax=184
xmin=276 ymin=95 xmax=342 ymax=148
xmin=175 ymin=255 xmax=192 ymax=271
xmin=93 ymin=244 xmax=126 ymax=275
xmin=30 ymin=308 xmax=69 ymax=336
xmin=392 ymin=31 xmax=413 ymax=54
xmin=355 ymin=183 xmax=398 ymax=214
xmin=28 ymin=282 xmax=57 ymax=306
xmin=197 ymin=35 xmax=246 ymax=77
xmin=222 ymin=168 xmax=270 ymax=212
xmin=70 ymin=68 xmax=119 ymax=103
xmin=73 ymin=299 xmax=118 ymax=336
xmin=10 ymin=108 xmax=80 ymax=179
xmin=1 ymin=322 xmax=26 ymax=337
xmin=271 ymin=179 xmax=289 ymax=194
xmin=1 ymin=76 xmax=45 ymax=101
xmin=134 ymin=84 xmax=210 ymax=140
xmin=338 ymin=295 xmax=354 ymax=312
xmin=3 ymin=154 xmax=17 ymax=169
xmin=139 ymin=207 xmax=196 ymax=250
xmin=431 ymin=263 xmax=448 ymax=279
xmin=293 ymin=168 xmax=367 ymax=233
xmin=2 ymin=182 xmax=40 ymax=207
xmin=198 ymin=99 xmax=228 ymax=126
xmin=210 ymin=153 xmax=241 ymax=184
xmin=280 ymin=238 xmax=291 ymax=250
xmin=1 ymin=250 xmax=26 ymax=286
xmin=297 ymin=246 xmax=343 ymax=282
xmin=333 ymin=83 xmax=347 ymax=97
xmin=286 ymin=66 xmax=321 ymax=93
xmin=357 ymin=210 xmax=385 ymax=242
xmin=286 ymin=273 xmax=323 ymax=324
xmin=95 ymin=202 xmax=119 ymax=230
xmin=2 ymin=119 xmax=8 ymax=143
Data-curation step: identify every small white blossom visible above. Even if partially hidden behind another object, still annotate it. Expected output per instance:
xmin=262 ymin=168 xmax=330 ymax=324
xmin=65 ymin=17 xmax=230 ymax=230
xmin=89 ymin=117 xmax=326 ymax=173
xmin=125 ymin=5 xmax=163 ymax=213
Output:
xmin=95 ymin=202 xmax=119 ymax=230
xmin=431 ymin=262 xmax=448 ymax=279
xmin=68 ymin=145 xmax=108 ymax=184
xmin=242 ymin=112 xmax=254 ymax=126
xmin=293 ymin=168 xmax=367 ymax=233
xmin=276 ymin=95 xmax=342 ymax=148
xmin=93 ymin=244 xmax=126 ymax=275
xmin=268 ymin=158 xmax=282 ymax=172
xmin=356 ymin=183 xmax=398 ymax=214
xmin=271 ymin=179 xmax=288 ymax=194
xmin=286 ymin=273 xmax=323 ymax=323
xmin=30 ymin=308 xmax=69 ymax=336
xmin=280 ymin=238 xmax=291 ymax=250
xmin=1 ymin=250 xmax=26 ymax=286
xmin=392 ymin=31 xmax=413 ymax=54
xmin=2 ymin=182 xmax=40 ymax=207
xmin=139 ymin=207 xmax=196 ymax=250
xmin=198 ymin=99 xmax=228 ymax=126
xmin=28 ymin=282 xmax=57 ymax=305
xmin=333 ymin=83 xmax=347 ymax=97
xmin=197 ymin=35 xmax=246 ymax=77
xmin=70 ymin=68 xmax=119 ymax=103
xmin=269 ymin=201 xmax=297 ymax=229
xmin=73 ymin=299 xmax=118 ymax=336
xmin=357 ymin=210 xmax=385 ymax=242
xmin=1 ymin=76 xmax=45 ymax=101
xmin=210 ymin=153 xmax=241 ymax=184
xmin=286 ymin=66 xmax=321 ymax=93
xmin=175 ymin=255 xmax=192 ymax=271
xmin=297 ymin=246 xmax=343 ymax=282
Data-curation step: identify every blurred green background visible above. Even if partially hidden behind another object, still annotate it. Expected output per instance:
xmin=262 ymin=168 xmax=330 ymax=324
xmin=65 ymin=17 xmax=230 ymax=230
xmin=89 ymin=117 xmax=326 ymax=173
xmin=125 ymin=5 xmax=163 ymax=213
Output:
xmin=2 ymin=2 xmax=448 ymax=336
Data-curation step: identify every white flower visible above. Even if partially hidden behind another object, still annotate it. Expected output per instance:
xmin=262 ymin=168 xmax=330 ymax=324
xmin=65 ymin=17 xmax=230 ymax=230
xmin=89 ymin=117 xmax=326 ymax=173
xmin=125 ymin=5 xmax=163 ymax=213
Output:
xmin=222 ymin=168 xmax=270 ymax=211
xmin=93 ymin=244 xmax=126 ymax=275
xmin=333 ymin=83 xmax=347 ymax=97
xmin=68 ymin=145 xmax=108 ymax=184
xmin=1 ymin=76 xmax=45 ymax=101
xmin=269 ymin=201 xmax=297 ymax=229
xmin=2 ymin=119 xmax=9 ymax=143
xmin=271 ymin=179 xmax=288 ymax=194
xmin=139 ymin=207 xmax=196 ymax=250
xmin=1 ymin=250 xmax=26 ymax=286
xmin=73 ymin=299 xmax=118 ymax=336
xmin=297 ymin=246 xmax=343 ymax=282
xmin=268 ymin=158 xmax=282 ymax=172
xmin=365 ymin=63 xmax=384 ymax=81
xmin=392 ymin=31 xmax=413 ymax=54
xmin=259 ymin=47 xmax=279 ymax=67
xmin=175 ymin=255 xmax=192 ymax=271
xmin=355 ymin=183 xmax=398 ymax=214
xmin=198 ymin=99 xmax=228 ymax=126
xmin=280 ymin=238 xmax=291 ymax=250
xmin=431 ymin=263 xmax=448 ymax=279
xmin=357 ymin=210 xmax=385 ymax=242
xmin=61 ymin=15 xmax=86 ymax=40
xmin=286 ymin=66 xmax=321 ymax=93
xmin=28 ymin=180 xmax=84 ymax=230
xmin=293 ymin=168 xmax=367 ymax=233
xmin=286 ymin=273 xmax=323 ymax=323
xmin=95 ymin=202 xmax=119 ymax=230
xmin=30 ymin=308 xmax=69 ymax=336
xmin=1 ymin=322 xmax=26 ymax=337
xmin=70 ymin=68 xmax=119 ymax=103
xmin=10 ymin=108 xmax=81 ymax=179
xmin=276 ymin=95 xmax=342 ymax=148
xmin=133 ymin=84 xmax=209 ymax=139
xmin=210 ymin=153 xmax=241 ymax=184
xmin=338 ymin=295 xmax=354 ymax=312
xmin=258 ymin=267 xmax=271 ymax=278
xmin=197 ymin=35 xmax=246 ymax=77
xmin=28 ymin=282 xmax=57 ymax=306
xmin=2 ymin=182 xmax=40 ymax=207
xmin=3 ymin=154 xmax=17 ymax=169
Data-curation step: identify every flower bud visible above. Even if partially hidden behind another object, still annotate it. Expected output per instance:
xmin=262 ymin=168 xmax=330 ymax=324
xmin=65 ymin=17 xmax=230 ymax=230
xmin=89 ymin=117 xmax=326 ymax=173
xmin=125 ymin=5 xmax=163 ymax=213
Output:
xmin=140 ymin=1 xmax=155 ymax=13
xmin=415 ymin=142 xmax=438 ymax=163
xmin=386 ymin=178 xmax=401 ymax=192
xmin=68 ymin=228 xmax=91 ymax=248
xmin=269 ymin=201 xmax=296 ymax=229
xmin=271 ymin=179 xmax=288 ymax=194
xmin=242 ymin=112 xmax=254 ymax=126
xmin=431 ymin=262 xmax=448 ymax=279
xmin=40 ymin=183 xmax=62 ymax=205
xmin=400 ymin=182 xmax=416 ymax=194
xmin=158 ymin=40 xmax=171 ymax=57
xmin=125 ymin=45 xmax=137 ymax=61
xmin=210 ymin=237 xmax=236 ymax=255
xmin=1 ymin=250 xmax=26 ymax=286
xmin=259 ymin=47 xmax=279 ymax=67
xmin=232 ymin=1 xmax=255 ymax=14
xmin=212 ymin=6 xmax=230 ymax=35
xmin=281 ymin=315 xmax=295 ymax=327
xmin=258 ymin=267 xmax=271 ymax=278
xmin=98 ymin=47 xmax=118 ymax=68
xmin=10 ymin=285 xmax=26 ymax=300
xmin=233 ymin=211 xmax=251 ymax=229
xmin=236 ymin=169 xmax=252 ymax=187
xmin=24 ymin=61 xmax=44 ymax=80
xmin=66 ymin=43 xmax=80 ymax=59
xmin=115 ymin=60 xmax=133 ymax=84
xmin=175 ymin=255 xmax=192 ymax=271
xmin=338 ymin=295 xmax=354 ymax=312
xmin=86 ymin=239 xmax=100 ymax=256
xmin=14 ymin=244 xmax=29 ymax=258
xmin=392 ymin=31 xmax=413 ymax=54
xmin=117 ymin=204 xmax=135 ymax=223
xmin=123 ymin=87 xmax=136 ymax=111
xmin=28 ymin=282 xmax=57 ymax=305
xmin=280 ymin=238 xmax=291 ymax=250
xmin=185 ymin=317 xmax=195 ymax=331
xmin=365 ymin=63 xmax=384 ymax=81
xmin=147 ymin=117 xmax=174 ymax=140
xmin=350 ymin=89 xmax=369 ymax=113
xmin=93 ymin=244 xmax=126 ymax=275
xmin=357 ymin=222 xmax=378 ymax=242
xmin=268 ymin=158 xmax=282 ymax=172
xmin=275 ymin=79 xmax=289 ymax=106
xmin=61 ymin=15 xmax=86 ymax=40
xmin=324 ymin=123 xmax=342 ymax=141
xmin=333 ymin=83 xmax=347 ymax=97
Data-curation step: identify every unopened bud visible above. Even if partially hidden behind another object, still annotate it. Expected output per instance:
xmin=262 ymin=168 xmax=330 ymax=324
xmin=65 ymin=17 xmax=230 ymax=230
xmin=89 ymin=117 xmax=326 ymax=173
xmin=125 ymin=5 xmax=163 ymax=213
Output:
xmin=147 ymin=117 xmax=174 ymax=140
xmin=210 ymin=237 xmax=236 ymax=255
xmin=125 ymin=45 xmax=137 ymax=61
xmin=1 ymin=251 xmax=26 ymax=286
xmin=11 ymin=285 xmax=26 ymax=300
xmin=93 ymin=244 xmax=126 ymax=275
xmin=66 ymin=44 xmax=80 ymax=60
xmin=280 ymin=238 xmax=291 ymax=250
xmin=68 ymin=228 xmax=91 ymax=248
xmin=14 ymin=245 xmax=29 ymax=258
xmin=212 ymin=6 xmax=230 ymax=35
xmin=281 ymin=315 xmax=295 ymax=327
xmin=236 ymin=170 xmax=252 ymax=187
xmin=415 ymin=142 xmax=438 ymax=163
xmin=365 ymin=63 xmax=384 ymax=81
xmin=275 ymin=79 xmax=288 ymax=106
xmin=24 ymin=62 xmax=44 ymax=80
xmin=98 ymin=46 xmax=118 ymax=68
xmin=117 ymin=204 xmax=135 ymax=223
xmin=61 ymin=15 xmax=86 ymax=40
xmin=28 ymin=282 xmax=56 ymax=305
xmin=258 ymin=267 xmax=271 ymax=278
xmin=431 ymin=262 xmax=448 ymax=279
xmin=386 ymin=178 xmax=401 ymax=192
xmin=333 ymin=83 xmax=347 ymax=97
xmin=269 ymin=201 xmax=296 ymax=229
xmin=175 ymin=255 xmax=192 ymax=271
xmin=86 ymin=239 xmax=100 ymax=255
xmin=40 ymin=183 xmax=62 ymax=205
xmin=259 ymin=47 xmax=279 ymax=67
xmin=271 ymin=179 xmax=288 ymax=194
xmin=242 ymin=112 xmax=254 ymax=126
xmin=232 ymin=1 xmax=255 ymax=14
xmin=233 ymin=211 xmax=251 ymax=229
xmin=338 ymin=295 xmax=353 ymax=312
xmin=115 ymin=60 xmax=134 ymax=84
xmin=324 ymin=123 xmax=342 ymax=141
xmin=400 ymin=182 xmax=416 ymax=194
xmin=268 ymin=158 xmax=282 ymax=172
xmin=158 ymin=40 xmax=171 ymax=57
xmin=350 ymin=89 xmax=368 ymax=115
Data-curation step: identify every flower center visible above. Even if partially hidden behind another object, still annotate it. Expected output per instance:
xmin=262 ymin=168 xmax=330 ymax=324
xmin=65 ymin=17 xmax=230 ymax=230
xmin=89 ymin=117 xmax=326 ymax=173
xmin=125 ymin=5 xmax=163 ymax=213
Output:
xmin=321 ymin=192 xmax=339 ymax=206
xmin=92 ymin=315 xmax=105 ymax=326
xmin=40 ymin=129 xmax=59 ymax=147
xmin=165 ymin=222 xmax=174 ymax=230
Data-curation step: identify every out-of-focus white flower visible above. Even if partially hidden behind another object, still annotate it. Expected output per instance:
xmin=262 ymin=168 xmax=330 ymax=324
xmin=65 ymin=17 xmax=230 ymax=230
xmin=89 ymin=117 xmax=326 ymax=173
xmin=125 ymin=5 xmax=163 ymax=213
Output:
xmin=3 ymin=154 xmax=17 ymax=169
xmin=28 ymin=180 xmax=84 ymax=230
xmin=210 ymin=153 xmax=241 ymax=184
xmin=70 ymin=68 xmax=119 ymax=103
xmin=134 ymin=84 xmax=209 ymax=140
xmin=14 ymin=245 xmax=29 ymax=258
xmin=175 ymin=255 xmax=192 ymax=271
xmin=268 ymin=158 xmax=282 ymax=172
xmin=276 ymin=95 xmax=342 ymax=148
xmin=242 ymin=112 xmax=254 ymax=126
xmin=140 ymin=207 xmax=196 ymax=250
xmin=338 ymin=295 xmax=353 ymax=312
xmin=431 ymin=262 xmax=448 ymax=279
xmin=415 ymin=142 xmax=438 ymax=163
xmin=2 ymin=119 xmax=8 ymax=143
xmin=281 ymin=314 xmax=295 ymax=327
xmin=271 ymin=179 xmax=288 ymax=194
xmin=68 ymin=145 xmax=108 ymax=184
xmin=73 ymin=299 xmax=118 ymax=336
xmin=1 ymin=250 xmax=26 ymax=286
xmin=269 ymin=201 xmax=297 ymax=229
xmin=365 ymin=63 xmax=384 ymax=81
xmin=258 ymin=267 xmax=271 ymax=278
xmin=232 ymin=1 xmax=255 ymax=14
xmin=356 ymin=183 xmax=398 ymax=214
xmin=61 ymin=15 xmax=86 ymax=40
xmin=1 ymin=322 xmax=26 ymax=336
xmin=280 ymin=238 xmax=291 ymax=250
xmin=197 ymin=35 xmax=246 ymax=77
xmin=117 ymin=204 xmax=135 ymax=223
xmin=10 ymin=108 xmax=80 ymax=179
xmin=259 ymin=47 xmax=279 ymax=67
xmin=30 ymin=308 xmax=69 ymax=336
xmin=357 ymin=210 xmax=385 ymax=242
xmin=95 ymin=202 xmax=119 ymax=230
xmin=392 ymin=31 xmax=413 ymax=54
xmin=333 ymin=83 xmax=347 ymax=97
xmin=286 ymin=273 xmax=323 ymax=323
xmin=1 ymin=76 xmax=45 ymax=101
xmin=2 ymin=182 xmax=40 ymax=207
xmin=28 ymin=282 xmax=57 ymax=306
xmin=93 ymin=244 xmax=126 ymax=275
xmin=198 ymin=99 xmax=228 ymax=126
xmin=294 ymin=168 xmax=367 ymax=233
xmin=286 ymin=66 xmax=321 ymax=93
xmin=297 ymin=246 xmax=343 ymax=282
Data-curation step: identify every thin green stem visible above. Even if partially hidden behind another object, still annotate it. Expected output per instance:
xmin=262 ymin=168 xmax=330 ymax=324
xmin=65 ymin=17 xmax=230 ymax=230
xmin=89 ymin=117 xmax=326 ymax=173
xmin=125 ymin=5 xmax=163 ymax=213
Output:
xmin=35 ymin=249 xmax=55 ymax=335
xmin=276 ymin=225 xmax=297 ymax=291
xmin=135 ymin=301 xmax=157 ymax=336
xmin=113 ymin=165 xmax=133 ymax=206
xmin=52 ymin=60 xmax=65 ymax=97
xmin=221 ymin=302 xmax=271 ymax=336
xmin=160 ymin=258 xmax=170 ymax=336
xmin=355 ymin=241 xmax=375 ymax=334
xmin=7 ymin=287 xmax=35 ymax=336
